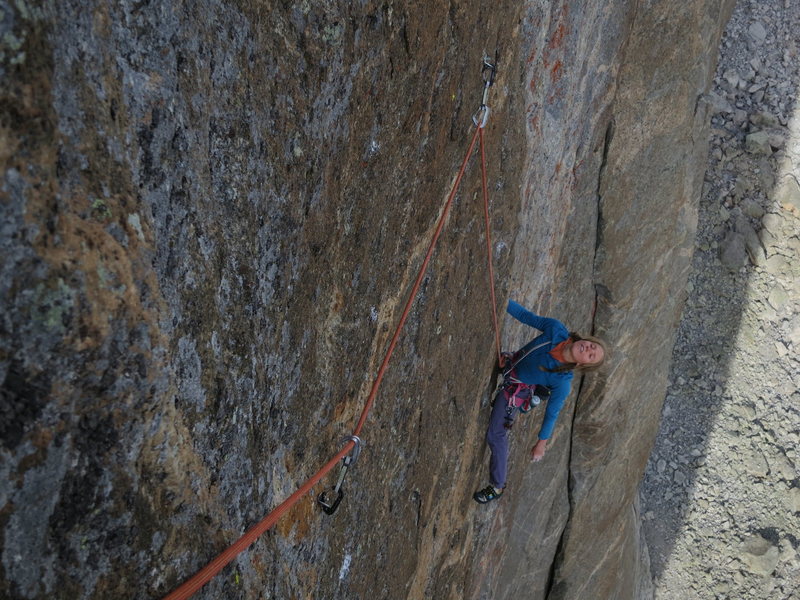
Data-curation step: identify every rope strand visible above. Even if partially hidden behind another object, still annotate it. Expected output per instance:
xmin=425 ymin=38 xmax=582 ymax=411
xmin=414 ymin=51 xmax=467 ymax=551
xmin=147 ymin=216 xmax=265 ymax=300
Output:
xmin=479 ymin=127 xmax=502 ymax=364
xmin=353 ymin=124 xmax=482 ymax=436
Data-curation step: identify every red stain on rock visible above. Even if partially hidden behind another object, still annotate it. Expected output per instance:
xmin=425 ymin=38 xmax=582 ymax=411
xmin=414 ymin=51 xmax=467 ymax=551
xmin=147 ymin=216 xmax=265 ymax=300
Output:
xmin=549 ymin=22 xmax=567 ymax=49
xmin=541 ymin=4 xmax=569 ymax=98
xmin=572 ymin=160 xmax=584 ymax=181
xmin=551 ymin=60 xmax=563 ymax=83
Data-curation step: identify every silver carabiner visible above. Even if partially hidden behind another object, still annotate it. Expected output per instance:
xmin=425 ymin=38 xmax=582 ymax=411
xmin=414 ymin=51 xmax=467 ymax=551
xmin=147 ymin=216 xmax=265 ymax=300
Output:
xmin=333 ymin=435 xmax=362 ymax=493
xmin=472 ymin=105 xmax=490 ymax=129
xmin=342 ymin=435 xmax=362 ymax=465
xmin=481 ymin=56 xmax=497 ymax=86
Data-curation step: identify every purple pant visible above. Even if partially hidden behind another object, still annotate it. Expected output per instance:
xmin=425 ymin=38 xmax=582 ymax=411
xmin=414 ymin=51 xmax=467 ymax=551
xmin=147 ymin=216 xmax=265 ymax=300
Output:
xmin=486 ymin=389 xmax=518 ymax=489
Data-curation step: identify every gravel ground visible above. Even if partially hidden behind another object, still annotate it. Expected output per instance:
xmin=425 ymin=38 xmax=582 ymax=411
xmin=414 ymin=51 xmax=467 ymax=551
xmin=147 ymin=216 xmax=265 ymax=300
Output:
xmin=640 ymin=0 xmax=800 ymax=598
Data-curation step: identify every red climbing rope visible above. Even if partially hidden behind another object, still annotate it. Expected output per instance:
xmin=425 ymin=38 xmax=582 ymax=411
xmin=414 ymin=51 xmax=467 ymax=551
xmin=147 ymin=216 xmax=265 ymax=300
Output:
xmin=162 ymin=443 xmax=355 ymax=600
xmin=479 ymin=126 xmax=502 ymax=364
xmin=354 ymin=124 xmax=482 ymax=437
xmin=162 ymin=120 xmax=492 ymax=600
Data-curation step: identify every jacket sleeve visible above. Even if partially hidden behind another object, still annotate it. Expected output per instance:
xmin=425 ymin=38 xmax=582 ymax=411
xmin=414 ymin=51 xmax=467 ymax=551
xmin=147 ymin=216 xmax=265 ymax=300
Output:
xmin=537 ymin=376 xmax=572 ymax=440
xmin=507 ymin=300 xmax=566 ymax=335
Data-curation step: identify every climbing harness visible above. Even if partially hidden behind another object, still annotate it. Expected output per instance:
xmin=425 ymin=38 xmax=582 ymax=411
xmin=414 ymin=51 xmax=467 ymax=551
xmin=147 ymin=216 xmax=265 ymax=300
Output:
xmin=317 ymin=436 xmax=362 ymax=515
xmin=491 ymin=343 xmax=553 ymax=418
xmin=162 ymin=57 xmax=500 ymax=600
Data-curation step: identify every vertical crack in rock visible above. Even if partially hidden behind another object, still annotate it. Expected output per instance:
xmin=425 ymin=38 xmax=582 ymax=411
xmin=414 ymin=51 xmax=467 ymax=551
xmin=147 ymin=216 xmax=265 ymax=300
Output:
xmin=545 ymin=368 xmax=590 ymax=600
xmin=544 ymin=113 xmax=616 ymax=600
xmin=594 ymin=119 xmax=615 ymax=254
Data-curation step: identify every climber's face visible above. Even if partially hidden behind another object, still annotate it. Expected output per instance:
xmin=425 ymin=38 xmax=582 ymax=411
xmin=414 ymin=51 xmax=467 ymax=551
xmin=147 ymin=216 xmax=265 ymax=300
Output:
xmin=570 ymin=339 xmax=604 ymax=365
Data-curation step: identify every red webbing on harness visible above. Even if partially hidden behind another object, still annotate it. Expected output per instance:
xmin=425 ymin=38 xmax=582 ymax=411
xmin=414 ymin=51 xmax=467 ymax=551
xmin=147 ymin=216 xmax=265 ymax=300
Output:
xmin=162 ymin=123 xmax=489 ymax=600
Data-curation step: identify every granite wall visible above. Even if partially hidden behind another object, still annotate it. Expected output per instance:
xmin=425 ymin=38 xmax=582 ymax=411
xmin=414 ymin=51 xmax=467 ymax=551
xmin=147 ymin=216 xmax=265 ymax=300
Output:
xmin=1 ymin=1 xmax=732 ymax=598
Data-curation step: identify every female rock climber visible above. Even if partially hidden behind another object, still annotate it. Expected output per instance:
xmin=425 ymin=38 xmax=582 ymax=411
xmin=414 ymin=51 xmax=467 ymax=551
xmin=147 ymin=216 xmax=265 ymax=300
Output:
xmin=473 ymin=300 xmax=608 ymax=504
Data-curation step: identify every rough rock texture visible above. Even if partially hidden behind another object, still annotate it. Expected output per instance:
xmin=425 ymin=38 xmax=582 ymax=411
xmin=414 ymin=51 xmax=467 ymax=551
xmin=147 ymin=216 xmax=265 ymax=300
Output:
xmin=641 ymin=0 xmax=800 ymax=598
xmin=1 ymin=1 xmax=731 ymax=599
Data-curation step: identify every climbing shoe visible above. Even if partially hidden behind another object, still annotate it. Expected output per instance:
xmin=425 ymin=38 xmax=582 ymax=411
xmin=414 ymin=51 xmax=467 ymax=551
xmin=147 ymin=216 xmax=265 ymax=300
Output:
xmin=473 ymin=485 xmax=504 ymax=504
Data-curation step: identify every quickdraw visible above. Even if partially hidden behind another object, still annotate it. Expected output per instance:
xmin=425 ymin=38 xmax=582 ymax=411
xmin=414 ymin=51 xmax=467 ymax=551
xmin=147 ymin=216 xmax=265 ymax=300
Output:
xmin=317 ymin=436 xmax=363 ymax=515
xmin=472 ymin=55 xmax=496 ymax=128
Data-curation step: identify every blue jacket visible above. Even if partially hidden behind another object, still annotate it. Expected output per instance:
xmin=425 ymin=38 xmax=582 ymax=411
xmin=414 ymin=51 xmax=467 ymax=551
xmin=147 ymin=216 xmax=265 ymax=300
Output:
xmin=506 ymin=300 xmax=573 ymax=440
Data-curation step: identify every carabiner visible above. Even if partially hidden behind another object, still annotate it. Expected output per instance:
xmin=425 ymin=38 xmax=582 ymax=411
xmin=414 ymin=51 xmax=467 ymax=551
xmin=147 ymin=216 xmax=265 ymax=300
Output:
xmin=472 ymin=105 xmax=490 ymax=129
xmin=342 ymin=435 xmax=362 ymax=464
xmin=317 ymin=436 xmax=363 ymax=515
xmin=481 ymin=56 xmax=497 ymax=88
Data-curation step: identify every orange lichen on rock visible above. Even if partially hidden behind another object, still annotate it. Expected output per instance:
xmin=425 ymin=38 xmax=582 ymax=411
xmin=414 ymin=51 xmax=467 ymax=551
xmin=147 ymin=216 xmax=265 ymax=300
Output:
xmin=276 ymin=492 xmax=315 ymax=540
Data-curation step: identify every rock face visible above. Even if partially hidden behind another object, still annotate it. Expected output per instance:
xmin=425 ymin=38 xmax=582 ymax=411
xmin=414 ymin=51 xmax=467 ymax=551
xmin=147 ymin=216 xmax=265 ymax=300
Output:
xmin=0 ymin=1 xmax=731 ymax=599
